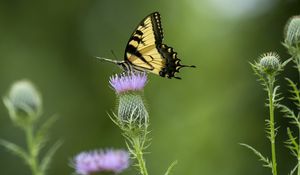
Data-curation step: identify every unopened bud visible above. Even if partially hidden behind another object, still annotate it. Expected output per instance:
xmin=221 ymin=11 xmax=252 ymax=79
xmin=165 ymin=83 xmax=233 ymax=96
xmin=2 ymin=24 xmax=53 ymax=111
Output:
xmin=285 ymin=15 xmax=300 ymax=47
xmin=3 ymin=80 xmax=42 ymax=127
xmin=259 ymin=52 xmax=281 ymax=75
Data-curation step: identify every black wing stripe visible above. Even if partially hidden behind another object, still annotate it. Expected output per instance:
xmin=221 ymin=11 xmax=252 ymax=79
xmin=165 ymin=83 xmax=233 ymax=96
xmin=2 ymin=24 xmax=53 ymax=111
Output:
xmin=150 ymin=12 xmax=163 ymax=44
xmin=126 ymin=45 xmax=152 ymax=66
xmin=135 ymin=30 xmax=143 ymax=36
xmin=126 ymin=45 xmax=141 ymax=56
xmin=131 ymin=36 xmax=142 ymax=43
xmin=132 ymin=64 xmax=154 ymax=70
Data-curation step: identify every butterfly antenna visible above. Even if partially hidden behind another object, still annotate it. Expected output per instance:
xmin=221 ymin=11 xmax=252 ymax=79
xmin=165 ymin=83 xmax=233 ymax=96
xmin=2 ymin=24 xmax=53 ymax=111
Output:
xmin=110 ymin=50 xmax=118 ymax=60
xmin=95 ymin=56 xmax=121 ymax=64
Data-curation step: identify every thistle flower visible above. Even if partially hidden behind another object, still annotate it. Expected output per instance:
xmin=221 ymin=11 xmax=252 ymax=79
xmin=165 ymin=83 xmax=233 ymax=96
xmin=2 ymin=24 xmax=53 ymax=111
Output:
xmin=3 ymin=80 xmax=42 ymax=128
xmin=73 ymin=149 xmax=130 ymax=175
xmin=108 ymin=72 xmax=151 ymax=175
xmin=109 ymin=72 xmax=149 ymax=127
xmin=258 ymin=52 xmax=281 ymax=75
xmin=110 ymin=72 xmax=147 ymax=94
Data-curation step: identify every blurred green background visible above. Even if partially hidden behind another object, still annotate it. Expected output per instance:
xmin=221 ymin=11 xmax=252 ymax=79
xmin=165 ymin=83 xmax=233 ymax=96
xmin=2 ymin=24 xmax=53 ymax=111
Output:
xmin=0 ymin=0 xmax=300 ymax=174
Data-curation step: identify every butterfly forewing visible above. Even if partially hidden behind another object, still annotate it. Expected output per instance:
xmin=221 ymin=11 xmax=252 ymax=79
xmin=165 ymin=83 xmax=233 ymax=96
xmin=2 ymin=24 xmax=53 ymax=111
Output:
xmin=125 ymin=12 xmax=166 ymax=74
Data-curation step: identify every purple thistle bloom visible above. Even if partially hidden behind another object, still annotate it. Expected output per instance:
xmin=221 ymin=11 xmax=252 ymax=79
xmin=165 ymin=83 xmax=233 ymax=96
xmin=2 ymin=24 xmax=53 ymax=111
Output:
xmin=109 ymin=72 xmax=147 ymax=94
xmin=73 ymin=149 xmax=130 ymax=175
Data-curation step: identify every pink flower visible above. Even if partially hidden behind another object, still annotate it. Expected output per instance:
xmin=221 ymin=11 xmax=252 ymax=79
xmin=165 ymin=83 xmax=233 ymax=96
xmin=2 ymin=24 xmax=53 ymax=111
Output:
xmin=73 ymin=149 xmax=130 ymax=175
xmin=109 ymin=72 xmax=147 ymax=94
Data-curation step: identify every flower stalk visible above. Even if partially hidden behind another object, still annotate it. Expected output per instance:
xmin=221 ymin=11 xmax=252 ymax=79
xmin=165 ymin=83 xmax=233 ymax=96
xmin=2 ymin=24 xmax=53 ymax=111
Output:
xmin=242 ymin=53 xmax=284 ymax=175
xmin=267 ymin=75 xmax=277 ymax=175
xmin=132 ymin=135 xmax=149 ymax=175
xmin=108 ymin=72 xmax=177 ymax=175
xmin=258 ymin=53 xmax=284 ymax=175
xmin=109 ymin=72 xmax=150 ymax=175
xmin=282 ymin=15 xmax=300 ymax=175
xmin=25 ymin=126 xmax=42 ymax=175
xmin=284 ymin=16 xmax=300 ymax=81
xmin=1 ymin=80 xmax=61 ymax=175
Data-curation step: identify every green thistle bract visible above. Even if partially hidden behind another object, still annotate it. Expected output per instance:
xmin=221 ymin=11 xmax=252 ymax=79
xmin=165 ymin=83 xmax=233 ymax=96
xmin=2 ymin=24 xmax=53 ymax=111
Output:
xmin=118 ymin=93 xmax=148 ymax=127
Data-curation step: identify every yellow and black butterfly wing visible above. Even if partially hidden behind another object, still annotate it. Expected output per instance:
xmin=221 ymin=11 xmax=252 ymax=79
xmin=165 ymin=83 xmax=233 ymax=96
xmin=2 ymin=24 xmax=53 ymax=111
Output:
xmin=124 ymin=12 xmax=164 ymax=74
xmin=124 ymin=12 xmax=195 ymax=79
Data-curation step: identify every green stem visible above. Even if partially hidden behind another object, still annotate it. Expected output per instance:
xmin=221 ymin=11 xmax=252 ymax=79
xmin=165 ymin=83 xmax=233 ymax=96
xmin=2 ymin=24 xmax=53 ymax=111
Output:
xmin=298 ymin=55 xmax=300 ymax=84
xmin=133 ymin=136 xmax=148 ymax=175
xmin=296 ymin=52 xmax=300 ymax=175
xmin=297 ymin=56 xmax=300 ymax=83
xmin=298 ymin=127 xmax=300 ymax=175
xmin=268 ymin=76 xmax=277 ymax=175
xmin=25 ymin=126 xmax=42 ymax=175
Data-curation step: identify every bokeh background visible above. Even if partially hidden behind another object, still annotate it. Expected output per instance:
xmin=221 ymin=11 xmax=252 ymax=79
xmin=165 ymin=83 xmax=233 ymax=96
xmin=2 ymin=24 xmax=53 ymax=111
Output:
xmin=0 ymin=0 xmax=300 ymax=174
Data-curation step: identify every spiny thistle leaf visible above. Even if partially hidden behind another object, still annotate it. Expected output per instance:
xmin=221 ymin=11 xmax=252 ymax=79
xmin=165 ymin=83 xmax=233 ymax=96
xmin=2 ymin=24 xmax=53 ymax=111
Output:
xmin=0 ymin=139 xmax=29 ymax=164
xmin=286 ymin=78 xmax=300 ymax=108
xmin=108 ymin=112 xmax=122 ymax=128
xmin=279 ymin=104 xmax=299 ymax=128
xmin=164 ymin=160 xmax=178 ymax=175
xmin=273 ymin=86 xmax=283 ymax=107
xmin=288 ymin=163 xmax=298 ymax=175
xmin=250 ymin=62 xmax=268 ymax=88
xmin=125 ymin=141 xmax=136 ymax=157
xmin=40 ymin=140 xmax=63 ymax=173
xmin=240 ymin=143 xmax=272 ymax=169
xmin=282 ymin=57 xmax=293 ymax=67
xmin=35 ymin=114 xmax=59 ymax=155
xmin=265 ymin=119 xmax=277 ymax=141
xmin=285 ymin=127 xmax=299 ymax=157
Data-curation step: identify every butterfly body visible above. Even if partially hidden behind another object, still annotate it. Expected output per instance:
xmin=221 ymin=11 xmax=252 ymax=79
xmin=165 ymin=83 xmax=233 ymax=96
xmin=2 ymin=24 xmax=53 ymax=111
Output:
xmin=97 ymin=12 xmax=195 ymax=79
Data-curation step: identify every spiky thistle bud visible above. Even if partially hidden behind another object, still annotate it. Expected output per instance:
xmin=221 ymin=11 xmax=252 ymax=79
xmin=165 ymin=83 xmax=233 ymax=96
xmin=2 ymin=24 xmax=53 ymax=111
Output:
xmin=258 ymin=52 xmax=281 ymax=75
xmin=110 ymin=72 xmax=148 ymax=129
xmin=3 ymin=80 xmax=42 ymax=128
xmin=284 ymin=15 xmax=300 ymax=48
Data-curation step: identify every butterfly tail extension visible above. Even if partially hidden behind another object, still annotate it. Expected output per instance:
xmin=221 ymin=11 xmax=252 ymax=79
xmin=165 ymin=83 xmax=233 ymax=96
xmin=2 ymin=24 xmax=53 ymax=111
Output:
xmin=169 ymin=63 xmax=195 ymax=79
xmin=175 ymin=58 xmax=196 ymax=71
xmin=179 ymin=64 xmax=196 ymax=69
xmin=173 ymin=76 xmax=182 ymax=80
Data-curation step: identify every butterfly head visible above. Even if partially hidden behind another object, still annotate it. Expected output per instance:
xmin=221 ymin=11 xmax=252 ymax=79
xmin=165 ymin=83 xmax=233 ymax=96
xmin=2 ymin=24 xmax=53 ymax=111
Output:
xmin=117 ymin=62 xmax=132 ymax=72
